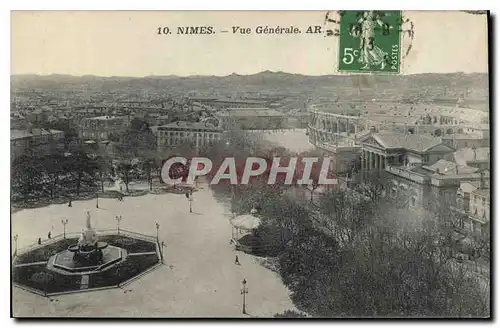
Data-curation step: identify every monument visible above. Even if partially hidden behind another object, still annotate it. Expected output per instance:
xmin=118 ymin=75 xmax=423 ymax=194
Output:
xmin=68 ymin=211 xmax=109 ymax=264
xmin=13 ymin=210 xmax=161 ymax=296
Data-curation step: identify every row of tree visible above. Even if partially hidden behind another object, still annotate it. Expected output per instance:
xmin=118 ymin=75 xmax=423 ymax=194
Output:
xmin=12 ymin=117 xmax=180 ymax=204
xmin=211 ymin=127 xmax=490 ymax=318
xmin=230 ymin=174 xmax=489 ymax=317
xmin=11 ymin=150 xmax=103 ymax=203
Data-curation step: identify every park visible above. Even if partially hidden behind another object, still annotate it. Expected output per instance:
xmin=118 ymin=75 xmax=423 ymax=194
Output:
xmin=12 ymin=183 xmax=296 ymax=317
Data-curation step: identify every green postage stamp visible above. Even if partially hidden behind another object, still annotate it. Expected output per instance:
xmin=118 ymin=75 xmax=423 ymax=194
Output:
xmin=338 ymin=11 xmax=402 ymax=74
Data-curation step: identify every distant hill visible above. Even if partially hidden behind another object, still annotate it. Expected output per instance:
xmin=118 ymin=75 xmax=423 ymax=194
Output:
xmin=11 ymin=71 xmax=489 ymax=95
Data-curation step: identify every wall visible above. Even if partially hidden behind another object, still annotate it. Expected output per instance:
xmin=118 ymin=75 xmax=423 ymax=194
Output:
xmin=470 ymin=193 xmax=490 ymax=221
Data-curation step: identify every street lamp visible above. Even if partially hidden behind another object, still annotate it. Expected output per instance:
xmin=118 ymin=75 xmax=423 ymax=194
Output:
xmin=185 ymin=190 xmax=193 ymax=213
xmin=13 ymin=234 xmax=18 ymax=256
xmin=155 ymin=222 xmax=160 ymax=242
xmin=240 ymin=278 xmax=248 ymax=314
xmin=61 ymin=219 xmax=68 ymax=239
xmin=160 ymin=241 xmax=166 ymax=264
xmin=115 ymin=215 xmax=122 ymax=234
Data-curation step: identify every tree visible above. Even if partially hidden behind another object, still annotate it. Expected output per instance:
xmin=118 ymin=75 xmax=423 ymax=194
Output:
xmin=94 ymin=155 xmax=111 ymax=193
xmin=65 ymin=149 xmax=98 ymax=196
xmin=117 ymin=118 xmax=156 ymax=159
xmin=142 ymin=157 xmax=158 ymax=191
xmin=317 ymin=189 xmax=373 ymax=246
xmin=254 ymin=174 xmax=490 ymax=317
xmin=11 ymin=155 xmax=44 ymax=202
xmin=42 ymin=119 xmax=79 ymax=148
xmin=40 ymin=153 xmax=65 ymax=199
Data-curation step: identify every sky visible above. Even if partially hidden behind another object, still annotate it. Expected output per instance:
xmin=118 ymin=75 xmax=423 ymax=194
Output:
xmin=11 ymin=11 xmax=489 ymax=76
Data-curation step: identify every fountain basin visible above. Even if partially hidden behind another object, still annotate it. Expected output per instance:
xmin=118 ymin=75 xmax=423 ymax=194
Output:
xmin=48 ymin=245 xmax=125 ymax=275
xmin=68 ymin=241 xmax=109 ymax=253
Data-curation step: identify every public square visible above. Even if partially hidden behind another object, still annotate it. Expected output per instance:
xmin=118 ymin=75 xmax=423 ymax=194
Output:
xmin=11 ymin=185 xmax=296 ymax=317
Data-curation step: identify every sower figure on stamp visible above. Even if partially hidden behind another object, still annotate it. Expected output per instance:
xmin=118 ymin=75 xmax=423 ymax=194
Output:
xmin=351 ymin=11 xmax=391 ymax=70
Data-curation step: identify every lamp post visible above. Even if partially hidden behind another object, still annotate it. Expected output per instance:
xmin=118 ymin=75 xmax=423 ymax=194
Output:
xmin=61 ymin=219 xmax=68 ymax=239
xmin=160 ymin=241 xmax=166 ymax=264
xmin=96 ymin=193 xmax=99 ymax=208
xmin=240 ymin=278 xmax=248 ymax=314
xmin=185 ymin=190 xmax=193 ymax=213
xmin=13 ymin=234 xmax=18 ymax=257
xmin=155 ymin=222 xmax=160 ymax=242
xmin=115 ymin=215 xmax=122 ymax=234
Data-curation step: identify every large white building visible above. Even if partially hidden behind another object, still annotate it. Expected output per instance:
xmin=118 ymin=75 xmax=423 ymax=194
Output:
xmin=153 ymin=121 xmax=223 ymax=150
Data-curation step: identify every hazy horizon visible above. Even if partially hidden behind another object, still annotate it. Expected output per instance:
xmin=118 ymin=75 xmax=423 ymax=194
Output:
xmin=10 ymin=70 xmax=489 ymax=79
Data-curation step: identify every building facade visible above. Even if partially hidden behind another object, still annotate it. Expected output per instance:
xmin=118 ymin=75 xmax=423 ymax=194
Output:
xmin=455 ymin=177 xmax=490 ymax=237
xmin=469 ymin=188 xmax=490 ymax=235
xmin=192 ymin=99 xmax=271 ymax=109
xmin=154 ymin=121 xmax=223 ymax=150
xmin=217 ymin=108 xmax=285 ymax=130
xmin=358 ymin=131 xmax=456 ymax=173
xmin=11 ymin=128 xmax=65 ymax=161
xmin=79 ymin=116 xmax=129 ymax=142
xmin=441 ymin=134 xmax=490 ymax=149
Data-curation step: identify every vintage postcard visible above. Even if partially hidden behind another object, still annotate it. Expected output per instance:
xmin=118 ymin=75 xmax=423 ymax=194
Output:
xmin=10 ymin=11 xmax=490 ymax=318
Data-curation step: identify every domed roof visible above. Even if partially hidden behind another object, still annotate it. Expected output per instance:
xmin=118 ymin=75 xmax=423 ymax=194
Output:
xmin=230 ymin=214 xmax=261 ymax=230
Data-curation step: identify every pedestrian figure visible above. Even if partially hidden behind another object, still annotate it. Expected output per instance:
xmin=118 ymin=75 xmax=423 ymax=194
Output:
xmin=38 ymin=237 xmax=42 ymax=245
xmin=68 ymin=200 xmax=72 ymax=207
xmin=48 ymin=231 xmax=51 ymax=239
xmin=235 ymin=255 xmax=240 ymax=265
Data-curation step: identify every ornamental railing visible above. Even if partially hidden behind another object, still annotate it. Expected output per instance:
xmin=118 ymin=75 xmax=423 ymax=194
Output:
xmin=13 ymin=228 xmax=157 ymax=257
